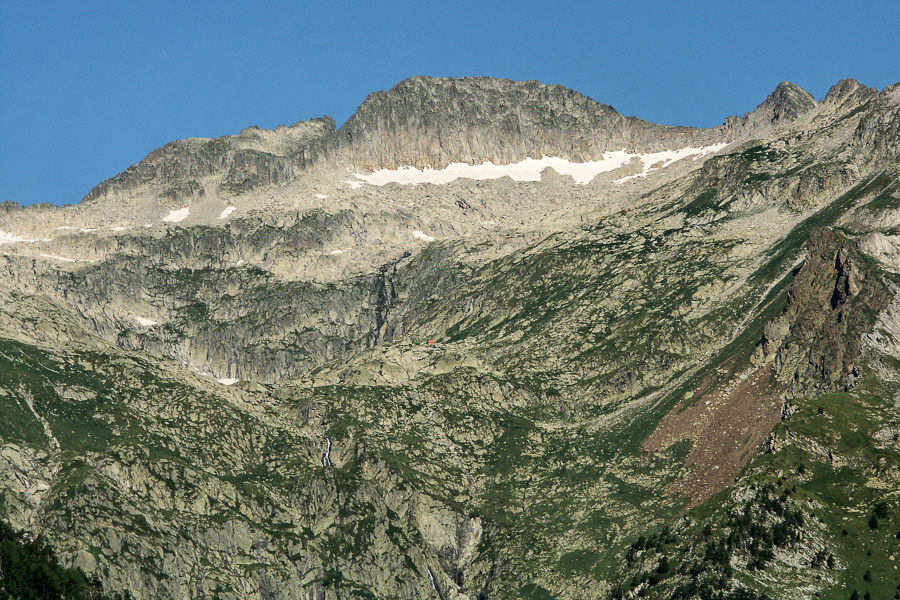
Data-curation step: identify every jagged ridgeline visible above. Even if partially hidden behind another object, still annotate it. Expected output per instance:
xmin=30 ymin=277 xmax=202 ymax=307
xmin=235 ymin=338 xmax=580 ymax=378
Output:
xmin=0 ymin=76 xmax=899 ymax=600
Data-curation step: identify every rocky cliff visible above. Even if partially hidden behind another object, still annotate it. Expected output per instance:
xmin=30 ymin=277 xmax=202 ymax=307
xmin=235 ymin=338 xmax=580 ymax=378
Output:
xmin=334 ymin=76 xmax=710 ymax=169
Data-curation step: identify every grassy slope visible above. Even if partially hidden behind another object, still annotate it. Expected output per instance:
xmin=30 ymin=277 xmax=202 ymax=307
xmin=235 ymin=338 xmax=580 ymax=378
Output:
xmin=607 ymin=377 xmax=900 ymax=599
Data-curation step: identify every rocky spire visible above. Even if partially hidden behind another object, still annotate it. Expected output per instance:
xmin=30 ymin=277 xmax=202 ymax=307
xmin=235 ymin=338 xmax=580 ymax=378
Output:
xmin=746 ymin=81 xmax=817 ymax=127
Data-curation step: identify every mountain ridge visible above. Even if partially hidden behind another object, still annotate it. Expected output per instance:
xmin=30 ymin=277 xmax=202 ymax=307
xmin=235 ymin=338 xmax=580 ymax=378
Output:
xmin=0 ymin=74 xmax=898 ymax=600
xmin=73 ymin=76 xmax=839 ymax=207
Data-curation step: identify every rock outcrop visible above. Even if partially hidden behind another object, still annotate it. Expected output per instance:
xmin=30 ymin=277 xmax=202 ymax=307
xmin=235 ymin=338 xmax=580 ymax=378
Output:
xmin=762 ymin=227 xmax=892 ymax=394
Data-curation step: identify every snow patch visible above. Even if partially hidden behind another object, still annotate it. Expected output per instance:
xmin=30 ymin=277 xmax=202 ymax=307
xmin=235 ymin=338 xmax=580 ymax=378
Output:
xmin=40 ymin=254 xmax=76 ymax=263
xmin=110 ymin=226 xmax=129 ymax=232
xmin=330 ymin=248 xmax=353 ymax=255
xmin=315 ymin=193 xmax=328 ymax=199
xmin=413 ymin=230 xmax=435 ymax=242
xmin=163 ymin=207 xmax=190 ymax=223
xmin=55 ymin=226 xmax=77 ymax=230
xmin=0 ymin=230 xmax=53 ymax=245
xmin=0 ymin=231 xmax=27 ymax=244
xmin=351 ymin=145 xmax=729 ymax=187
xmin=217 ymin=378 xmax=240 ymax=386
xmin=39 ymin=253 xmax=96 ymax=263
xmin=218 ymin=206 xmax=236 ymax=220
xmin=614 ymin=144 xmax=729 ymax=183
xmin=133 ymin=316 xmax=157 ymax=327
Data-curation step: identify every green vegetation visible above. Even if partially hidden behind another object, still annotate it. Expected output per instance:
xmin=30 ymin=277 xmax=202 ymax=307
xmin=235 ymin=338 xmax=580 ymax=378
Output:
xmin=607 ymin=359 xmax=900 ymax=599
xmin=862 ymin=177 xmax=900 ymax=211
xmin=0 ymin=518 xmax=129 ymax=600
xmin=609 ymin=486 xmax=807 ymax=599
xmin=737 ymin=144 xmax=781 ymax=163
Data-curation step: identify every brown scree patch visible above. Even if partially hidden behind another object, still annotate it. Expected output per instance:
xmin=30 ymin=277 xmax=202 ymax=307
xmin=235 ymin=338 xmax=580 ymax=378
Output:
xmin=643 ymin=364 xmax=782 ymax=507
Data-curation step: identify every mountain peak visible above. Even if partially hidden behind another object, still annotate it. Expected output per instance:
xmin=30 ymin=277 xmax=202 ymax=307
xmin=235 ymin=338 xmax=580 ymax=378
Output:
xmin=335 ymin=76 xmax=705 ymax=171
xmin=749 ymin=81 xmax=817 ymax=126
xmin=822 ymin=78 xmax=879 ymax=108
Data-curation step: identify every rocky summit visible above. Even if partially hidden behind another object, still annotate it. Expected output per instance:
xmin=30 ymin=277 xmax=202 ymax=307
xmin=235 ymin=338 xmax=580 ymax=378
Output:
xmin=1 ymin=76 xmax=899 ymax=600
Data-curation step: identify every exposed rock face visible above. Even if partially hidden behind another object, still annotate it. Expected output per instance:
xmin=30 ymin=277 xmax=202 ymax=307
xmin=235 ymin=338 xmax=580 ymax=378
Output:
xmin=853 ymin=87 xmax=900 ymax=166
xmin=83 ymin=117 xmax=336 ymax=203
xmin=0 ymin=76 xmax=899 ymax=600
xmin=822 ymin=78 xmax=877 ymax=108
xmin=748 ymin=81 xmax=817 ymax=128
xmin=334 ymin=76 xmax=710 ymax=170
xmin=763 ymin=227 xmax=892 ymax=394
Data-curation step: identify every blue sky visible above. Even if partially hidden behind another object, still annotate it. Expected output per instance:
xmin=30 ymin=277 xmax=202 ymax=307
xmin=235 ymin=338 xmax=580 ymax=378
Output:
xmin=2 ymin=1 xmax=898 ymax=206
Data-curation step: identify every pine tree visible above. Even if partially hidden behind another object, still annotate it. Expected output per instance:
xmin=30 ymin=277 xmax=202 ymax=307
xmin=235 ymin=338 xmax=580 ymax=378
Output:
xmin=656 ymin=555 xmax=669 ymax=574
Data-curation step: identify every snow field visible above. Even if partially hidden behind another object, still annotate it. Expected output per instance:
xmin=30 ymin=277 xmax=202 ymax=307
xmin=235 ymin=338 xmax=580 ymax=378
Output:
xmin=163 ymin=207 xmax=190 ymax=222
xmin=349 ymin=144 xmax=729 ymax=188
